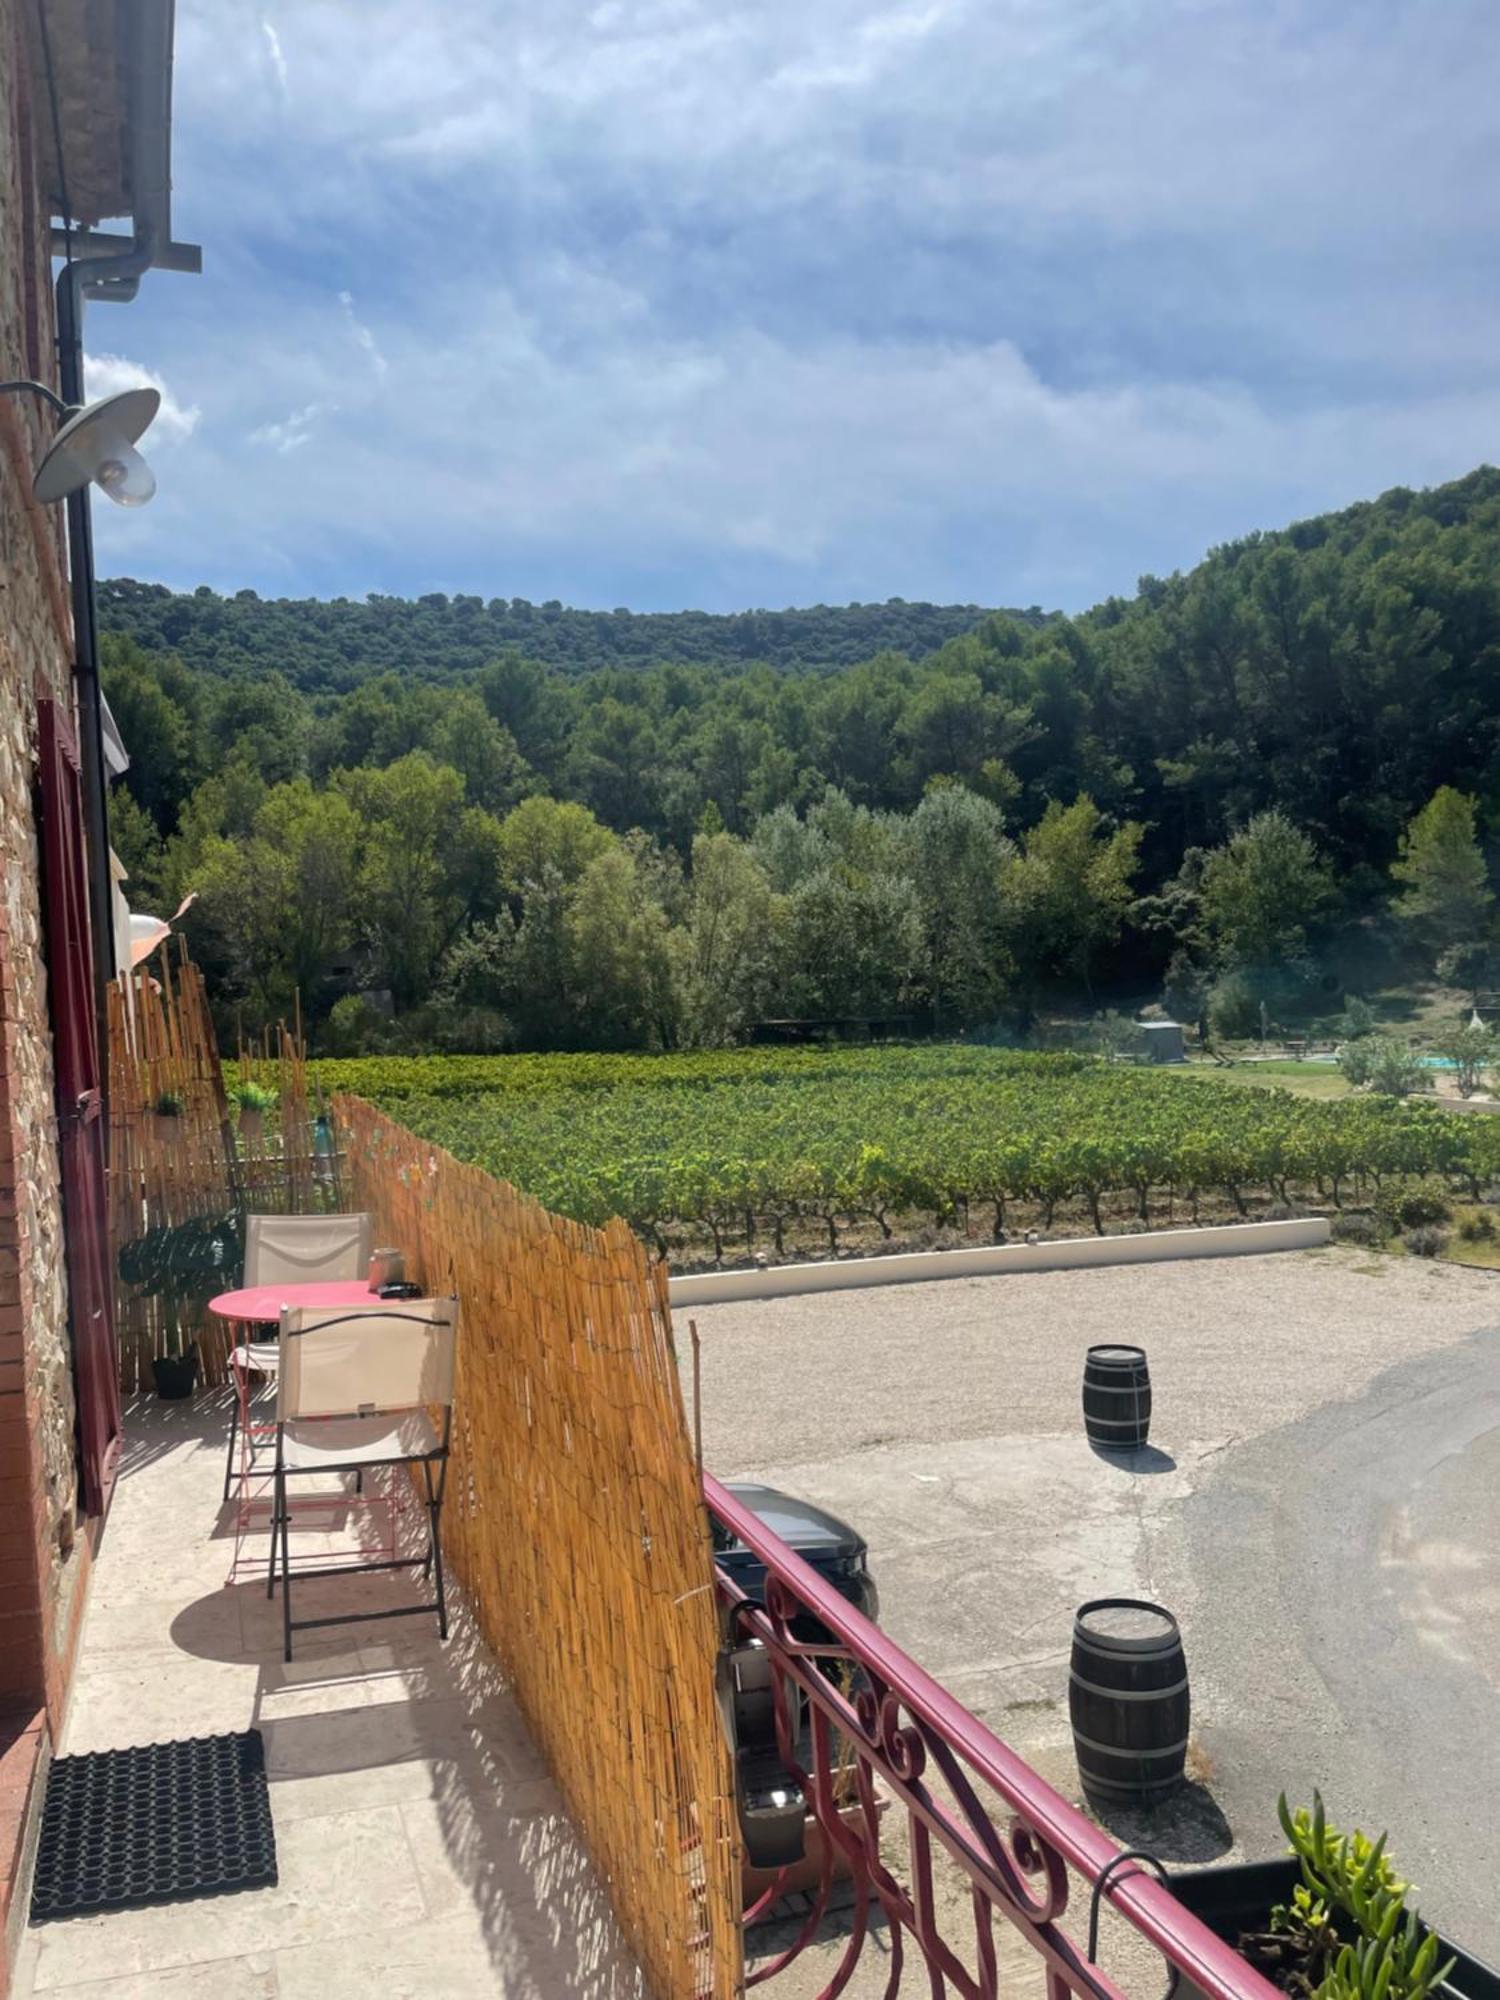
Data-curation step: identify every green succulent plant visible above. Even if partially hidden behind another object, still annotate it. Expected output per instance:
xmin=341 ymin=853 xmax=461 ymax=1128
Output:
xmin=1270 ymin=1793 xmax=1455 ymax=2000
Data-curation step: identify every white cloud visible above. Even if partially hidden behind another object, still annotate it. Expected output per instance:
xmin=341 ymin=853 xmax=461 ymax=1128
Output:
xmin=338 ymin=292 xmax=388 ymax=379
xmin=261 ymin=18 xmax=288 ymax=100
xmin=250 ymin=402 xmax=332 ymax=453
xmin=101 ymin=0 xmax=1500 ymax=606
xmin=82 ymin=354 xmax=200 ymax=445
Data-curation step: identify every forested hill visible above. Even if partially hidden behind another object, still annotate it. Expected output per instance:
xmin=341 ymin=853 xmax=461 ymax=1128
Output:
xmin=100 ymin=464 xmax=1500 ymax=1055
xmin=98 ymin=579 xmax=1025 ymax=688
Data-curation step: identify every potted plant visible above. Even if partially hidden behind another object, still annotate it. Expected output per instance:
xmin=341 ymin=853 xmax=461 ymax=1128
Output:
xmin=1166 ymin=1795 xmax=1499 ymax=2000
xmin=231 ymin=1079 xmax=277 ymax=1148
xmin=118 ymin=1212 xmax=244 ymax=1400
xmin=151 ymin=1088 xmax=185 ymax=1142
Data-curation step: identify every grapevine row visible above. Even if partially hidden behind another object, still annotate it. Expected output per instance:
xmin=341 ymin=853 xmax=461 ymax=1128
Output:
xmin=310 ymin=1048 xmax=1500 ymax=1254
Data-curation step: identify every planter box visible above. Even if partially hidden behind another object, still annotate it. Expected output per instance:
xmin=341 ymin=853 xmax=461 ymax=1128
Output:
xmin=1165 ymin=1858 xmax=1500 ymax=2000
xmin=743 ymin=1795 xmax=888 ymax=1909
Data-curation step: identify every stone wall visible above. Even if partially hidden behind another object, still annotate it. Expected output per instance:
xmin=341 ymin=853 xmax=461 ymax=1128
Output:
xmin=0 ymin=0 xmax=86 ymax=1715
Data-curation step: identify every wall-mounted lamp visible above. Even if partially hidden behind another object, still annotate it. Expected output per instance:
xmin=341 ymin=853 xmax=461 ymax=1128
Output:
xmin=0 ymin=380 xmax=162 ymax=507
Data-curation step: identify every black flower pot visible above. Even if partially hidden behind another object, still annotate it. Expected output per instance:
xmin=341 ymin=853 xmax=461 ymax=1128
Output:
xmin=1165 ymin=1858 xmax=1500 ymax=2000
xmin=151 ymin=1351 xmax=199 ymax=1401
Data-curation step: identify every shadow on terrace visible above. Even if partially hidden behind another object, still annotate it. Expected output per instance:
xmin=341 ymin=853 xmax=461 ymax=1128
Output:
xmin=18 ymin=1389 xmax=646 ymax=2000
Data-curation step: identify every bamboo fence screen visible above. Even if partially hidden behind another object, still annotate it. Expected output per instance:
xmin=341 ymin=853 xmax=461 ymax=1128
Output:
xmin=336 ymin=1093 xmax=742 ymax=2000
xmin=107 ymin=947 xmax=328 ymax=1391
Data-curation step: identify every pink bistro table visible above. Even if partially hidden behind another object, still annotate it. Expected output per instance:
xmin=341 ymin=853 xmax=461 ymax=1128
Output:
xmin=208 ymin=1278 xmax=386 ymax=1325
xmin=210 ymin=1278 xmax=404 ymax=1583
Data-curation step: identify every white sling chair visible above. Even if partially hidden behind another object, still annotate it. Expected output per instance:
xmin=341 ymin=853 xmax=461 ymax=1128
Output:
xmin=267 ymin=1297 xmax=458 ymax=1662
xmin=224 ymin=1211 xmax=373 ymax=1500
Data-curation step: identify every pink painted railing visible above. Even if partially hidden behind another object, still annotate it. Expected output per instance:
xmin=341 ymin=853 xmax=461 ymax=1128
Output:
xmin=706 ymin=1475 xmax=1280 ymax=2000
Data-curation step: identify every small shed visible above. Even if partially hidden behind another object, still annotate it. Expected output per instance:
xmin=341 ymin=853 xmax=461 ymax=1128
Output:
xmin=1139 ymin=1021 xmax=1186 ymax=1064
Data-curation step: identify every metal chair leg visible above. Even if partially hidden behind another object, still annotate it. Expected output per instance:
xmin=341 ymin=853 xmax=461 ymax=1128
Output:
xmin=425 ymin=1462 xmax=448 ymax=1641
xmin=266 ymin=1453 xmax=280 ymax=1600
xmin=223 ymin=1384 xmax=239 ymax=1503
xmin=280 ymin=1469 xmax=294 ymax=1663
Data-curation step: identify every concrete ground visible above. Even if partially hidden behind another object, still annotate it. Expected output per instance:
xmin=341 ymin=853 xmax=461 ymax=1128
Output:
xmin=12 ymin=1398 xmax=643 ymax=2000
xmin=691 ymin=1245 xmax=1500 ymax=1972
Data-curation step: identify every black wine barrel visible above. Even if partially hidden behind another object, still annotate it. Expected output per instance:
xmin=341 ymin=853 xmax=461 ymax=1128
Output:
xmin=1082 ymin=1343 xmax=1152 ymax=1451
xmin=1069 ymin=1598 xmax=1189 ymax=1807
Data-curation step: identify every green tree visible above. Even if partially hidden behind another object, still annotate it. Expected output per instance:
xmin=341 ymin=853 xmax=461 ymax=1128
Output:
xmin=1198 ymin=811 xmax=1331 ymax=972
xmin=189 ymin=780 xmax=361 ymax=1019
xmin=108 ymin=789 xmax=167 ymax=910
xmin=775 ymin=867 xmax=923 ymax=1020
xmin=423 ymin=690 xmax=533 ymax=815
xmin=479 ymin=650 xmax=573 ymax=782
xmin=1002 ymin=796 xmax=1142 ymax=992
xmin=1430 ymin=1018 xmax=1497 ymax=1097
xmin=338 ymin=755 xmax=503 ymax=1010
xmin=101 ymin=633 xmax=203 ymax=832
xmin=496 ymin=795 xmax=614 ymax=893
xmin=1391 ymin=787 xmax=1493 ymax=971
xmin=900 ymin=785 xmax=1014 ymax=1026
xmin=566 ymin=847 xmax=679 ymax=1049
xmin=678 ymin=831 xmax=779 ymax=1045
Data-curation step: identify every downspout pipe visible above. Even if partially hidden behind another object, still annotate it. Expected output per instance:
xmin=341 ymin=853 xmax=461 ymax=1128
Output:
xmin=53 ymin=0 xmax=198 ymax=1076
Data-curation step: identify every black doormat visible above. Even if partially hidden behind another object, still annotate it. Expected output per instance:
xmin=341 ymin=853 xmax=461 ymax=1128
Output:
xmin=31 ymin=1730 xmax=277 ymax=1922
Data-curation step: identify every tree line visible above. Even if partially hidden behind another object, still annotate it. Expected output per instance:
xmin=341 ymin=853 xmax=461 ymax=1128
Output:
xmin=101 ymin=465 xmax=1500 ymax=1051
xmin=100 ymin=579 xmax=1019 ymax=688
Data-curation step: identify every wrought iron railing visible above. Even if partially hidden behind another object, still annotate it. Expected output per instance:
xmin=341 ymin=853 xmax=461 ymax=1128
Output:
xmin=707 ymin=1475 xmax=1280 ymax=2000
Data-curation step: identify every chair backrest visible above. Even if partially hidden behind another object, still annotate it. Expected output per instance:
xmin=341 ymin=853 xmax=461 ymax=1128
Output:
xmin=244 ymin=1211 xmax=372 ymax=1288
xmin=277 ymin=1298 xmax=458 ymax=1421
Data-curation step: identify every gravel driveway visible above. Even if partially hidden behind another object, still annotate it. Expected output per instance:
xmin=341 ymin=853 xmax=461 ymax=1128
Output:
xmin=688 ymin=1245 xmax=1500 ymax=1962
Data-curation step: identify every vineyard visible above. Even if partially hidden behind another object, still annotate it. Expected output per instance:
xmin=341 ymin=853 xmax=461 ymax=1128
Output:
xmin=306 ymin=1047 xmax=1500 ymax=1264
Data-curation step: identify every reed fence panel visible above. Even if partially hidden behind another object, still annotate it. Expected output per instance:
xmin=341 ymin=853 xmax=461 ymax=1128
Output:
xmin=107 ymin=948 xmax=329 ymax=1391
xmin=336 ymin=1093 xmax=742 ymax=2000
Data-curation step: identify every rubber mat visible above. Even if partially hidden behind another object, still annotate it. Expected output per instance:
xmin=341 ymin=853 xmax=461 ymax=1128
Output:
xmin=31 ymin=1731 xmax=277 ymax=1922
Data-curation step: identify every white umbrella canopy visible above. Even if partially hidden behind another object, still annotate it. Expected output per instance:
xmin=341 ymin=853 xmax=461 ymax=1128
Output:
xmin=129 ymin=892 xmax=196 ymax=966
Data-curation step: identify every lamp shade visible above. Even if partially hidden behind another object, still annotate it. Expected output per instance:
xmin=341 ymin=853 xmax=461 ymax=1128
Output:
xmin=32 ymin=387 xmax=161 ymax=507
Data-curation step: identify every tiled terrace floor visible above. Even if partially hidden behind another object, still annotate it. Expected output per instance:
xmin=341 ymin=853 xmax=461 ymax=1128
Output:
xmin=12 ymin=1395 xmax=645 ymax=2000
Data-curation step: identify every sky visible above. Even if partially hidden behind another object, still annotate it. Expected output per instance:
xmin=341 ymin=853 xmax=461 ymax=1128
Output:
xmin=81 ymin=0 xmax=1500 ymax=616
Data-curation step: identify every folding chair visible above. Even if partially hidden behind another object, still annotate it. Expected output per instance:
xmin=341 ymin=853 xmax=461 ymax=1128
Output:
xmin=267 ymin=1298 xmax=458 ymax=1662
xmin=224 ymin=1211 xmax=373 ymax=1501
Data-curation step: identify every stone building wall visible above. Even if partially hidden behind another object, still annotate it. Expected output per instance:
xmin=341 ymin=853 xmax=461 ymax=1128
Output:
xmin=0 ymin=0 xmax=86 ymax=1715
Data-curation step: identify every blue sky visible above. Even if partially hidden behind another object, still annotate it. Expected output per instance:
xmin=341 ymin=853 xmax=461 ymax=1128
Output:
xmin=84 ymin=0 xmax=1500 ymax=615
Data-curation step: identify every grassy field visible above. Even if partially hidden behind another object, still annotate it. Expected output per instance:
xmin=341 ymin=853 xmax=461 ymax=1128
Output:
xmin=1171 ymin=1058 xmax=1354 ymax=1100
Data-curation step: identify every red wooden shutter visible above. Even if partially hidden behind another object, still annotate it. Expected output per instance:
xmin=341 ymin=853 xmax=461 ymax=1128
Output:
xmin=37 ymin=698 xmax=120 ymax=1516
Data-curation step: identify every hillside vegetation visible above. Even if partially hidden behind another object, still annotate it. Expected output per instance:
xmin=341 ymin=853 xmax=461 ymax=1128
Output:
xmin=100 ymin=581 xmax=1016 ymax=687
xmin=103 ymin=467 xmax=1500 ymax=1052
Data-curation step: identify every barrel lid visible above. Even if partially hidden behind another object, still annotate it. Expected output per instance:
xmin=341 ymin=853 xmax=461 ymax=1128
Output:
xmin=1086 ymin=1344 xmax=1147 ymax=1365
xmin=1074 ymin=1598 xmax=1180 ymax=1652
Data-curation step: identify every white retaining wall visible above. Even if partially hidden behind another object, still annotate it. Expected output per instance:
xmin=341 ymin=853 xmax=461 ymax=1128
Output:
xmin=667 ymin=1216 xmax=1331 ymax=1307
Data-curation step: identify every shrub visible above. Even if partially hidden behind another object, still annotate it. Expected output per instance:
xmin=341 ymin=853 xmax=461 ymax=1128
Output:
xmin=1340 ymin=1036 xmax=1425 ymax=1097
xmin=1430 ymin=1018 xmax=1497 ymax=1098
xmin=1093 ymin=1010 xmax=1147 ymax=1061
xmin=1337 ymin=995 xmax=1376 ymax=1039
xmin=1392 ymin=1188 xmax=1452 ymax=1228
xmin=1331 ymin=1211 xmax=1385 ymax=1247
xmin=1458 ymin=1209 xmax=1497 ymax=1243
xmin=1436 ymin=939 xmax=1492 ymax=999
xmin=1403 ymin=1224 xmax=1449 ymax=1258
xmin=320 ymin=994 xmax=394 ymax=1057
xmin=1163 ymin=949 xmax=1210 ymax=1030
xmin=1207 ymin=971 xmax=1261 ymax=1039
xmin=398 ymin=1003 xmax=512 ymax=1055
